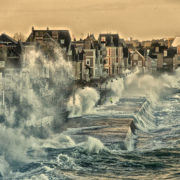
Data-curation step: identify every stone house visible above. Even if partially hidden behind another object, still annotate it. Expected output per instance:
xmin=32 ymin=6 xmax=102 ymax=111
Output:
xmin=26 ymin=27 xmax=72 ymax=60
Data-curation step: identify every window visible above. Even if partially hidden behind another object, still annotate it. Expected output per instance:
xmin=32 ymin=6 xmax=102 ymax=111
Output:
xmin=90 ymin=58 xmax=93 ymax=67
xmin=101 ymin=36 xmax=106 ymax=42
xmin=86 ymin=51 xmax=93 ymax=56
xmin=86 ymin=59 xmax=90 ymax=65
xmin=134 ymin=54 xmax=138 ymax=60
xmin=178 ymin=56 xmax=180 ymax=61
xmin=103 ymin=59 xmax=107 ymax=64
xmin=138 ymin=61 xmax=142 ymax=67
xmin=0 ymin=61 xmax=5 ymax=68
xmin=105 ymin=69 xmax=108 ymax=73
xmin=164 ymin=50 xmax=167 ymax=57
xmin=155 ymin=47 xmax=159 ymax=53
xmin=60 ymin=39 xmax=65 ymax=44
xmin=109 ymin=48 xmax=111 ymax=56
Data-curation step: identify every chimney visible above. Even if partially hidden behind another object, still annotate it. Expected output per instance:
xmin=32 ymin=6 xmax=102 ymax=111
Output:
xmin=47 ymin=27 xmax=49 ymax=31
xmin=32 ymin=26 xmax=34 ymax=31
xmin=110 ymin=36 xmax=114 ymax=46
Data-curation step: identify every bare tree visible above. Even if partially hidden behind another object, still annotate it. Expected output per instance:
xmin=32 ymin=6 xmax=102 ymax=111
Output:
xmin=13 ymin=32 xmax=26 ymax=42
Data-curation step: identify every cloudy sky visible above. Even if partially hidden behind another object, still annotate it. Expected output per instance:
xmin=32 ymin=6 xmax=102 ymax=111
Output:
xmin=1 ymin=0 xmax=180 ymax=40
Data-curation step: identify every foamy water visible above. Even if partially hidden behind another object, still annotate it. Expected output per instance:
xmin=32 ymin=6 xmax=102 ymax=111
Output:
xmin=0 ymin=47 xmax=180 ymax=179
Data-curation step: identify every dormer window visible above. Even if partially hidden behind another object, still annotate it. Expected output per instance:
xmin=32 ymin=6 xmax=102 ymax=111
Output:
xmin=60 ymin=39 xmax=65 ymax=44
xmin=155 ymin=47 xmax=159 ymax=53
xmin=133 ymin=54 xmax=138 ymax=60
xmin=164 ymin=50 xmax=167 ymax=57
xmin=101 ymin=36 xmax=106 ymax=42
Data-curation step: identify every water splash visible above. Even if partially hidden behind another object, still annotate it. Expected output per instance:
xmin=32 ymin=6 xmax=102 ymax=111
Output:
xmin=67 ymin=87 xmax=100 ymax=117
xmin=79 ymin=136 xmax=107 ymax=154
xmin=0 ymin=45 xmax=74 ymax=178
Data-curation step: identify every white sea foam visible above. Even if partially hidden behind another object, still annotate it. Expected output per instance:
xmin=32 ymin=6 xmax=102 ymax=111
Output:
xmin=24 ymin=174 xmax=49 ymax=180
xmin=57 ymin=154 xmax=77 ymax=170
xmin=79 ymin=136 xmax=107 ymax=153
xmin=41 ymin=134 xmax=75 ymax=149
xmin=104 ymin=77 xmax=124 ymax=104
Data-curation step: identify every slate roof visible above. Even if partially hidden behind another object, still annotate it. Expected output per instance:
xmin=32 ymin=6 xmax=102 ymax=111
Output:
xmin=167 ymin=47 xmax=177 ymax=58
xmin=71 ymin=44 xmax=84 ymax=61
xmin=98 ymin=34 xmax=120 ymax=47
xmin=0 ymin=33 xmax=18 ymax=45
xmin=26 ymin=29 xmax=71 ymax=51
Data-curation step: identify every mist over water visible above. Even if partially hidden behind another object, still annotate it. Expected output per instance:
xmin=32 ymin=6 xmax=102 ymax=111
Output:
xmin=0 ymin=46 xmax=180 ymax=179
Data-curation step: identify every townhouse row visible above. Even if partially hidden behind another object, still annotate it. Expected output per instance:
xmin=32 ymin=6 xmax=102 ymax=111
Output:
xmin=0 ymin=27 xmax=180 ymax=83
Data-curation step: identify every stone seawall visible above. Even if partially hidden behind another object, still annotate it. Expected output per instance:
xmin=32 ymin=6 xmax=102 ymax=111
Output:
xmin=62 ymin=97 xmax=149 ymax=150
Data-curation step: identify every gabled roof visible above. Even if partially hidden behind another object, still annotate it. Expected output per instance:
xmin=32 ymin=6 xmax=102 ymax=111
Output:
xmin=43 ymin=32 xmax=56 ymax=43
xmin=119 ymin=38 xmax=126 ymax=47
xmin=85 ymin=34 xmax=96 ymax=41
xmin=130 ymin=49 xmax=145 ymax=60
xmin=26 ymin=28 xmax=71 ymax=50
xmin=135 ymin=50 xmax=145 ymax=60
xmin=0 ymin=33 xmax=18 ymax=45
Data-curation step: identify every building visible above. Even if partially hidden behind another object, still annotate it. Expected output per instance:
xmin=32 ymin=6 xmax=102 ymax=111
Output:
xmin=26 ymin=27 xmax=72 ymax=60
xmin=98 ymin=34 xmax=124 ymax=76
xmin=0 ymin=33 xmax=22 ymax=70
xmin=82 ymin=34 xmax=97 ymax=80
xmin=145 ymin=56 xmax=157 ymax=73
xmin=156 ymin=48 xmax=176 ymax=72
xmin=70 ymin=43 xmax=85 ymax=81
xmin=129 ymin=49 xmax=145 ymax=72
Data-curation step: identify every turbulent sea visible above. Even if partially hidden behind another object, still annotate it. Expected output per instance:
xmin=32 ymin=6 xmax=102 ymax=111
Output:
xmin=0 ymin=48 xmax=180 ymax=180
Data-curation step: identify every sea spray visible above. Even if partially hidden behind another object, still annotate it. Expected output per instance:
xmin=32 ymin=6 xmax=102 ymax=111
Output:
xmin=79 ymin=136 xmax=107 ymax=154
xmin=0 ymin=45 xmax=75 ymax=178
xmin=57 ymin=154 xmax=77 ymax=170
xmin=104 ymin=77 xmax=124 ymax=104
xmin=67 ymin=87 xmax=100 ymax=117
xmin=41 ymin=134 xmax=75 ymax=149
xmin=2 ymin=45 xmax=73 ymax=133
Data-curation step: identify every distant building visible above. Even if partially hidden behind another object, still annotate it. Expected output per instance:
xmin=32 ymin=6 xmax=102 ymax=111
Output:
xmin=141 ymin=41 xmax=152 ymax=48
xmin=26 ymin=27 xmax=72 ymax=60
xmin=146 ymin=56 xmax=157 ymax=73
xmin=173 ymin=46 xmax=180 ymax=70
xmin=156 ymin=48 xmax=176 ymax=72
xmin=0 ymin=33 xmax=22 ymax=70
xmin=129 ymin=49 xmax=145 ymax=72
xmin=98 ymin=34 xmax=124 ymax=76
xmin=70 ymin=43 xmax=85 ymax=81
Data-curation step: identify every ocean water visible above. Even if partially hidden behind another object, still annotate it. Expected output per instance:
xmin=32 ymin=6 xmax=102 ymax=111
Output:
xmin=0 ymin=48 xmax=180 ymax=180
